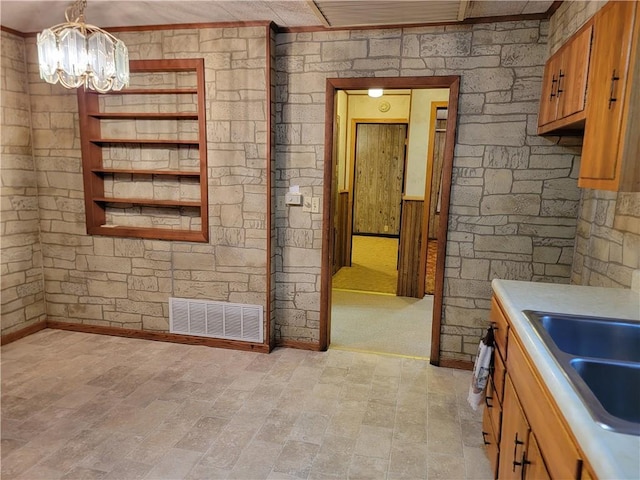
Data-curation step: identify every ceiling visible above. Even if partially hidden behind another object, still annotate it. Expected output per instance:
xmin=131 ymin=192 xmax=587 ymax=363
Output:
xmin=0 ymin=0 xmax=556 ymax=33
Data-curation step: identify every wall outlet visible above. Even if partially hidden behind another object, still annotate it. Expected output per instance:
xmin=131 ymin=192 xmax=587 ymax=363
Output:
xmin=384 ymin=225 xmax=389 ymax=232
xmin=311 ymin=197 xmax=320 ymax=213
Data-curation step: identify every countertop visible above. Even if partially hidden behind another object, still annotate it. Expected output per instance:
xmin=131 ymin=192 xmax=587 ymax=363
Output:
xmin=491 ymin=279 xmax=640 ymax=480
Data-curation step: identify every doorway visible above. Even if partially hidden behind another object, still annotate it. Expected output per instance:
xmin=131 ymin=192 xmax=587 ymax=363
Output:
xmin=320 ymin=77 xmax=460 ymax=365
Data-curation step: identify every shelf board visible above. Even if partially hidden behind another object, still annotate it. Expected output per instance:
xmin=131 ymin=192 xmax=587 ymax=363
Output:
xmin=88 ymin=112 xmax=198 ymax=120
xmin=89 ymin=225 xmax=207 ymax=242
xmin=99 ymin=88 xmax=198 ymax=95
xmin=90 ymin=138 xmax=199 ymax=146
xmin=93 ymin=197 xmax=201 ymax=207
xmin=92 ymin=168 xmax=200 ymax=177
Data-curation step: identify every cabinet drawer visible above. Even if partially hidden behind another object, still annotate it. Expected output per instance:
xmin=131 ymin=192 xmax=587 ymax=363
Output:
xmin=490 ymin=297 xmax=508 ymax=358
xmin=493 ymin=348 xmax=506 ymax=404
xmin=485 ymin=376 xmax=502 ymax=444
xmin=508 ymin=333 xmax=583 ymax=480
xmin=482 ymin=406 xmax=499 ymax=479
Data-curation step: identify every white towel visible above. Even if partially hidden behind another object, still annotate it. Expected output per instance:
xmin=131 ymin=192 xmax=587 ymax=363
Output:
xmin=467 ymin=339 xmax=493 ymax=411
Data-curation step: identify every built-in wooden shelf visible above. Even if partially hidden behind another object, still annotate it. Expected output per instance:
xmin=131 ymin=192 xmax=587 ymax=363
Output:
xmin=102 ymin=88 xmax=198 ymax=95
xmin=93 ymin=197 xmax=201 ymax=207
xmin=87 ymin=112 xmax=199 ymax=120
xmin=91 ymin=168 xmax=200 ymax=177
xmin=90 ymin=138 xmax=199 ymax=146
xmin=77 ymin=58 xmax=208 ymax=243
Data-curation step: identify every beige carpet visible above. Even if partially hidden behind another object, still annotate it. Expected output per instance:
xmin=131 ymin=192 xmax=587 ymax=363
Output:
xmin=332 ymin=235 xmax=398 ymax=294
xmin=330 ymin=290 xmax=433 ymax=359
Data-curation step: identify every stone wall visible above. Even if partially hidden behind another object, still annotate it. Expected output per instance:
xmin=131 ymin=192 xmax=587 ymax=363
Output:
xmin=274 ymin=21 xmax=582 ymax=359
xmin=0 ymin=31 xmax=47 ymax=335
xmin=548 ymin=0 xmax=640 ymax=288
xmin=22 ymin=26 xmax=270 ymax=334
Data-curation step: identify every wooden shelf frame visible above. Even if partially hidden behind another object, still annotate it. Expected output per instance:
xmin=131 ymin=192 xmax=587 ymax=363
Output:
xmin=77 ymin=58 xmax=209 ymax=242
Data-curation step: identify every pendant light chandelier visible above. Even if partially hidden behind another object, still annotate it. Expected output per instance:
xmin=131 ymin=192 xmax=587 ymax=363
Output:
xmin=37 ymin=0 xmax=129 ymax=93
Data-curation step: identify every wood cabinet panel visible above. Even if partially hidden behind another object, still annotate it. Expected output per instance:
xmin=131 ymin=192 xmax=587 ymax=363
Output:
xmin=482 ymin=406 xmax=500 ymax=479
xmin=579 ymin=1 xmax=640 ymax=191
xmin=507 ymin=332 xmax=582 ymax=480
xmin=537 ymin=22 xmax=592 ymax=133
xmin=486 ymin=376 xmax=502 ymax=445
xmin=524 ymin=432 xmax=551 ymax=480
xmin=492 ymin=348 xmax=506 ymax=404
xmin=498 ymin=377 xmax=529 ymax=480
xmin=489 ymin=297 xmax=508 ymax=359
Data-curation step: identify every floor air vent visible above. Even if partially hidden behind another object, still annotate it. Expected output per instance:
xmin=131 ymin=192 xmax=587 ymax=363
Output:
xmin=169 ymin=297 xmax=263 ymax=343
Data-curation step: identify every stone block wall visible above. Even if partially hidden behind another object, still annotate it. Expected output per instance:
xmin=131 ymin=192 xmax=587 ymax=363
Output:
xmin=274 ymin=21 xmax=582 ymax=359
xmin=548 ymin=0 xmax=640 ymax=288
xmin=0 ymin=31 xmax=47 ymax=336
xmin=19 ymin=26 xmax=271 ymax=335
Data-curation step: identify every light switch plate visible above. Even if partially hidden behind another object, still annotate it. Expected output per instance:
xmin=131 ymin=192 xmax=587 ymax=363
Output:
xmin=311 ymin=197 xmax=320 ymax=213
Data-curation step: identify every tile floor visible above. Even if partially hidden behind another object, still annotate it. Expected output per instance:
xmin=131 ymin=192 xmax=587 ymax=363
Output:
xmin=1 ymin=329 xmax=493 ymax=479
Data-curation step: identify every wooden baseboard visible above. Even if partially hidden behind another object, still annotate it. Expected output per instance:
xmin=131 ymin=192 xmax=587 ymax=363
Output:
xmin=275 ymin=339 xmax=324 ymax=351
xmin=1 ymin=321 xmax=47 ymax=346
xmin=46 ymin=321 xmax=270 ymax=353
xmin=438 ymin=358 xmax=474 ymax=370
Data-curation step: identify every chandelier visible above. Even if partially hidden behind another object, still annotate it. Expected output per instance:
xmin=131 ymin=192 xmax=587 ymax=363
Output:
xmin=37 ymin=0 xmax=129 ymax=93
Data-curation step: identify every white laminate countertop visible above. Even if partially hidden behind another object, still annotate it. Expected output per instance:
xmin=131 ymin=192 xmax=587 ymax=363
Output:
xmin=491 ymin=279 xmax=640 ymax=480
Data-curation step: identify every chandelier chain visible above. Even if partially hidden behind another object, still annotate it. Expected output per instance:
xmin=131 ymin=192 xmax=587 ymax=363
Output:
xmin=65 ymin=0 xmax=87 ymax=24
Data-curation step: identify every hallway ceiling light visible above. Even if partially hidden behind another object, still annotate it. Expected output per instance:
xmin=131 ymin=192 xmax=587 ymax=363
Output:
xmin=37 ymin=0 xmax=129 ymax=93
xmin=368 ymin=88 xmax=383 ymax=98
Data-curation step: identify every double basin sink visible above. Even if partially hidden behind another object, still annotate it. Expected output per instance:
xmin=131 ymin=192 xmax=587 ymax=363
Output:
xmin=523 ymin=311 xmax=640 ymax=436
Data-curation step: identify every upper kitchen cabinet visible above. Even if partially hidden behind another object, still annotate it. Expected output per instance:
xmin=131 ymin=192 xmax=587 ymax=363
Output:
xmin=537 ymin=22 xmax=592 ymax=133
xmin=579 ymin=0 xmax=640 ymax=191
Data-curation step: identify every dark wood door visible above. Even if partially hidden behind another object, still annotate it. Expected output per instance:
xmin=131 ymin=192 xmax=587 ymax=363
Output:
xmin=353 ymin=123 xmax=407 ymax=235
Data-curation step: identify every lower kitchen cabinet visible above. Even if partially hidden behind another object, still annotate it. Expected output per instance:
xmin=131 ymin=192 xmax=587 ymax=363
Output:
xmin=483 ymin=295 xmax=594 ymax=479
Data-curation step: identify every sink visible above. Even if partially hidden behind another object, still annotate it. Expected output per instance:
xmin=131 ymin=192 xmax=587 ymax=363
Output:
xmin=570 ymin=359 xmax=640 ymax=425
xmin=532 ymin=312 xmax=640 ymax=362
xmin=524 ymin=310 xmax=640 ymax=435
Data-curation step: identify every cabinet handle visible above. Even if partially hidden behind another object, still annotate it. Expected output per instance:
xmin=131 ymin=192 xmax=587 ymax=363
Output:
xmin=512 ymin=432 xmax=525 ymax=472
xmin=608 ymin=69 xmax=620 ymax=109
xmin=557 ymin=70 xmax=565 ymax=98
xmin=550 ymin=74 xmax=558 ymax=99
xmin=481 ymin=431 xmax=491 ymax=445
xmin=485 ymin=395 xmax=493 ymax=408
xmin=514 ymin=452 xmax=531 ymax=480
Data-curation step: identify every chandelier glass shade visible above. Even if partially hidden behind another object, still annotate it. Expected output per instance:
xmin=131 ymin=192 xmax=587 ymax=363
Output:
xmin=36 ymin=0 xmax=129 ymax=93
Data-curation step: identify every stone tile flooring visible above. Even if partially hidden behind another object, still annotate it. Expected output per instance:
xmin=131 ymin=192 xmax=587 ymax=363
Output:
xmin=1 ymin=329 xmax=493 ymax=479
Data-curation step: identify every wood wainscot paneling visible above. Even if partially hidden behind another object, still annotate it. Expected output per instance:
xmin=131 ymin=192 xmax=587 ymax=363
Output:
xmin=333 ymin=191 xmax=350 ymax=274
xmin=397 ymin=198 xmax=423 ymax=297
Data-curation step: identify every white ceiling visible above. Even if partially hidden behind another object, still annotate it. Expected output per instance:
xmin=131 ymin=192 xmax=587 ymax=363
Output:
xmin=0 ymin=0 xmax=556 ymax=33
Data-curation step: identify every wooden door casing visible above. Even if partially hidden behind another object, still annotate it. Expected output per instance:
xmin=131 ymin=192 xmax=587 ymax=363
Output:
xmin=352 ymin=123 xmax=407 ymax=236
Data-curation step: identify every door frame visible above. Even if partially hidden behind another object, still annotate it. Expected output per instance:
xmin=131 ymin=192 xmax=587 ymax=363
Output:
xmin=347 ymin=119 xmax=408 ymax=264
xmin=320 ymin=76 xmax=460 ymax=366
xmin=418 ymin=101 xmax=449 ymax=296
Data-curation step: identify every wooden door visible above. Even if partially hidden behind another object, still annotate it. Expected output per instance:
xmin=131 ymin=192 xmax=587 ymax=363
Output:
xmin=581 ymin=1 xmax=635 ymax=182
xmin=353 ymin=123 xmax=407 ymax=235
xmin=557 ymin=25 xmax=592 ymax=119
xmin=499 ymin=376 xmax=530 ymax=480
xmin=538 ymin=53 xmax=561 ymax=126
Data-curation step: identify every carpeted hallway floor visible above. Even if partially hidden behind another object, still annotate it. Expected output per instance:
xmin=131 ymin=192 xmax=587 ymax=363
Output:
xmin=332 ymin=236 xmax=398 ymax=294
xmin=330 ymin=290 xmax=433 ymax=359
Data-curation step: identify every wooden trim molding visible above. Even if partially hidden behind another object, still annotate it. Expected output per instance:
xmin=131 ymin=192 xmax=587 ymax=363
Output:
xmin=439 ymin=358 xmax=474 ymax=371
xmin=275 ymin=339 xmax=323 ymax=351
xmin=0 ymin=321 xmax=47 ymax=345
xmin=0 ymin=25 xmax=26 ymax=37
xmin=321 ymin=76 xmax=461 ymax=360
xmin=46 ymin=321 xmax=270 ymax=353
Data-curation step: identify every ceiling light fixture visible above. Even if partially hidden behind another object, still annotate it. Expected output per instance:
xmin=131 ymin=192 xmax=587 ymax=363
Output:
xmin=368 ymin=88 xmax=383 ymax=98
xmin=37 ymin=0 xmax=129 ymax=93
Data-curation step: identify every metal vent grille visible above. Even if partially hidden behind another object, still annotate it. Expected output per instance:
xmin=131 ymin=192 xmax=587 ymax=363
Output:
xmin=169 ymin=297 xmax=263 ymax=343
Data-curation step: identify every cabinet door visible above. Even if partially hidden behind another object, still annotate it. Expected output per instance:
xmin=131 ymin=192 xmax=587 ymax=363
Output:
xmin=538 ymin=54 xmax=561 ymax=126
xmin=557 ymin=25 xmax=592 ymax=119
xmin=523 ymin=432 xmax=551 ymax=480
xmin=580 ymin=1 xmax=636 ymax=184
xmin=498 ymin=376 xmax=530 ymax=480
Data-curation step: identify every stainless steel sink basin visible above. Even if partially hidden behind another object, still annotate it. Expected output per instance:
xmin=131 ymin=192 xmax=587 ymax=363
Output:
xmin=532 ymin=312 xmax=640 ymax=362
xmin=524 ymin=310 xmax=640 ymax=436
